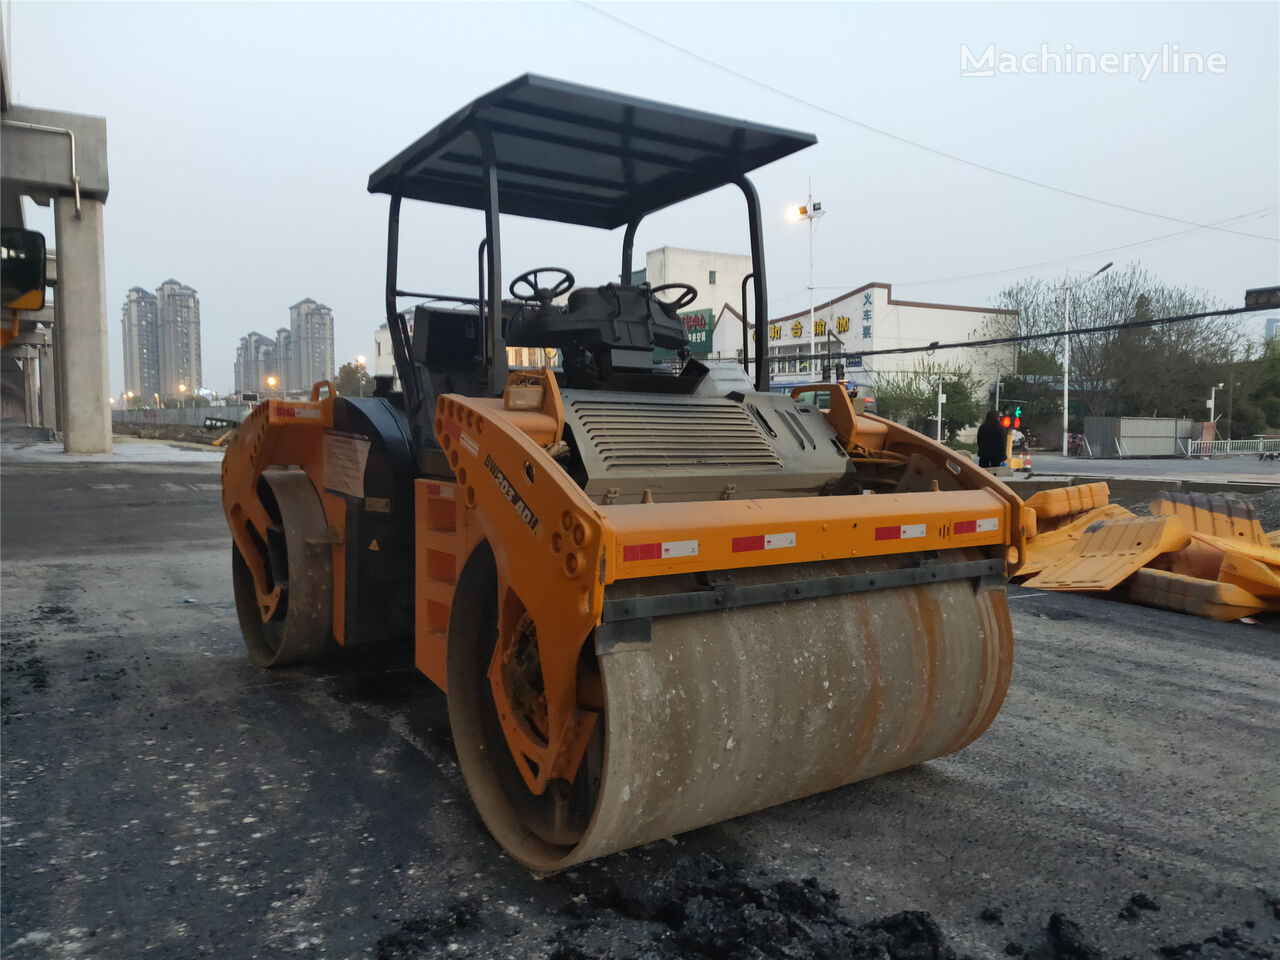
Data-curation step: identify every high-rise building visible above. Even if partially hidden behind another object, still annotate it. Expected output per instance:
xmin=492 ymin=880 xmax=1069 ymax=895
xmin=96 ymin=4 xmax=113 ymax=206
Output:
xmin=121 ymin=287 xmax=160 ymax=399
xmin=287 ymin=299 xmax=334 ymax=391
xmin=156 ymin=279 xmax=201 ymax=396
xmin=276 ymin=327 xmax=292 ymax=392
xmin=234 ymin=332 xmax=279 ymax=396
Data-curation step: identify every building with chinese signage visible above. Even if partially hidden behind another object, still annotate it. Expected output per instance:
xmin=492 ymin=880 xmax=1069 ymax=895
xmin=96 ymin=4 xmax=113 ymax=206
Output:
xmin=713 ymin=282 xmax=1017 ymax=396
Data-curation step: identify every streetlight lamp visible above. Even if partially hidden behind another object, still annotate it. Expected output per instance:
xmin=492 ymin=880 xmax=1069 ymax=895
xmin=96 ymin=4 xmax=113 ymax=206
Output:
xmin=1207 ymin=382 xmax=1225 ymax=437
xmin=793 ymin=184 xmax=826 ymax=375
xmin=356 ymin=355 xmax=367 ymax=397
xmin=1062 ymin=261 xmax=1113 ymax=454
xmin=178 ymin=383 xmax=188 ymax=410
xmin=267 ymin=375 xmax=278 ymax=398
xmin=126 ymin=390 xmax=134 ymax=410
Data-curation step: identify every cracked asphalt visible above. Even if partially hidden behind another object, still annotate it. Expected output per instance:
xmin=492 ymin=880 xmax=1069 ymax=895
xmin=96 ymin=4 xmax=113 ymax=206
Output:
xmin=2 ymin=450 xmax=1278 ymax=959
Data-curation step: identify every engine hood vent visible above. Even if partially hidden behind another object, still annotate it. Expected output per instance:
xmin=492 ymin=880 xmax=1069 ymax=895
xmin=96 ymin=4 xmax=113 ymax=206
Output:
xmin=561 ymin=390 xmax=850 ymax=504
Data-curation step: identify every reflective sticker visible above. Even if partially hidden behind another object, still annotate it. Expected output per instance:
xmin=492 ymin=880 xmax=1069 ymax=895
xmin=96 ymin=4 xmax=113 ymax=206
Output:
xmin=295 ymin=408 xmax=321 ymax=418
xmin=624 ymin=540 xmax=699 ymax=561
xmin=955 ymin=518 xmax=1000 ymax=535
xmin=459 ymin=432 xmax=480 ymax=457
xmin=875 ymin=523 xmax=927 ymax=541
xmin=368 ymin=539 xmax=380 ymax=552
xmin=662 ymin=540 xmax=699 ymax=558
xmin=623 ymin=543 xmax=662 ymax=562
xmin=426 ymin=483 xmax=456 ymax=499
xmin=733 ymin=532 xmax=796 ymax=552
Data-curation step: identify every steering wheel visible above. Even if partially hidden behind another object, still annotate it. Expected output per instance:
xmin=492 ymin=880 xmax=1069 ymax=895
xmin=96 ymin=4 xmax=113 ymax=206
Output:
xmin=509 ymin=267 xmax=575 ymax=303
xmin=651 ymin=283 xmax=698 ymax=310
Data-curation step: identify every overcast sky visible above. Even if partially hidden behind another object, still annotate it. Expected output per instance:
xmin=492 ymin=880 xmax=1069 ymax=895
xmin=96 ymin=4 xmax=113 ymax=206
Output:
xmin=8 ymin=1 xmax=1278 ymax=396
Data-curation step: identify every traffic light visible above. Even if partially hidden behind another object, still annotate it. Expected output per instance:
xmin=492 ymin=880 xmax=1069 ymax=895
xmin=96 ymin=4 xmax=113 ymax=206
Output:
xmin=1000 ymin=413 xmax=1012 ymax=429
xmin=1013 ymin=405 xmax=1022 ymax=429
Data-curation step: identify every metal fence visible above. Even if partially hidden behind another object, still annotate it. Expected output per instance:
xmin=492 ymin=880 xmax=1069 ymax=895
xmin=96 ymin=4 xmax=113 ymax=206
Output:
xmin=1183 ymin=438 xmax=1280 ymax=458
xmin=112 ymin=406 xmax=253 ymax=427
xmin=1082 ymin=416 xmax=1197 ymax=459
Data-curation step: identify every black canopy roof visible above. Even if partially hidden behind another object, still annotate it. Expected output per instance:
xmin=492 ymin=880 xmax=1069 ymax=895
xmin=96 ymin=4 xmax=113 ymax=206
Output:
xmin=367 ymin=74 xmax=816 ymax=230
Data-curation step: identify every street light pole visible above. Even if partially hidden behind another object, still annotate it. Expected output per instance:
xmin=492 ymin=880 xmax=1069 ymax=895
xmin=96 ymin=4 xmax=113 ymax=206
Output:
xmin=1062 ymin=261 xmax=1113 ymax=455
xmin=1208 ymin=382 xmax=1225 ymax=437
xmin=936 ymin=381 xmax=946 ymax=443
xmin=797 ymin=184 xmax=825 ymax=376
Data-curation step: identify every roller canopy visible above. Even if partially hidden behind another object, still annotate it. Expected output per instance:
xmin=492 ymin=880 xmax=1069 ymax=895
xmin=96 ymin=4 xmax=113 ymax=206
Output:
xmin=367 ymin=74 xmax=816 ymax=229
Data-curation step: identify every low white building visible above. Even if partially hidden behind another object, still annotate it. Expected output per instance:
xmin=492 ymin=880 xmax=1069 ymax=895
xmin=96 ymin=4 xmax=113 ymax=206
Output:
xmin=711 ymin=282 xmax=1017 ymax=397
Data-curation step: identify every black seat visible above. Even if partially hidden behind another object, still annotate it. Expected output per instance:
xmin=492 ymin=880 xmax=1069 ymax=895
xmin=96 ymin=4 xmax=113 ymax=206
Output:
xmin=506 ymin=283 xmax=689 ymax=353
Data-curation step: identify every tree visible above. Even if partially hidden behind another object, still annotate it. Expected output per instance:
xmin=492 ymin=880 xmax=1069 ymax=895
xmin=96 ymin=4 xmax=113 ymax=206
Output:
xmin=1221 ymin=339 xmax=1280 ymax=439
xmin=874 ymin=358 xmax=984 ymax=444
xmin=334 ymin=361 xmax=371 ymax=397
xmin=989 ymin=261 xmax=1242 ymax=432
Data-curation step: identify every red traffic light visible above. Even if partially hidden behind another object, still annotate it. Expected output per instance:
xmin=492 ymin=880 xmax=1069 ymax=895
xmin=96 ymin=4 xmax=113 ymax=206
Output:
xmin=1013 ymin=417 xmax=1021 ymax=429
xmin=1000 ymin=415 xmax=1012 ymax=428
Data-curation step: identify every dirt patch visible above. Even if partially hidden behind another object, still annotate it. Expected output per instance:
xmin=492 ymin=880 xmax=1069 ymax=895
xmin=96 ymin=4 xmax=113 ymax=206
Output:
xmin=371 ymin=854 xmax=1280 ymax=960
xmin=378 ymin=854 xmax=966 ymax=960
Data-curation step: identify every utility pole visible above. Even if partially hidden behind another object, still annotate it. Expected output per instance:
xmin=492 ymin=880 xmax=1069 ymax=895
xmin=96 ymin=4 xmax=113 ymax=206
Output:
xmin=1062 ymin=261 xmax=1113 ymax=454
xmin=796 ymin=183 xmax=825 ymax=376
xmin=936 ymin=382 xmax=946 ymax=443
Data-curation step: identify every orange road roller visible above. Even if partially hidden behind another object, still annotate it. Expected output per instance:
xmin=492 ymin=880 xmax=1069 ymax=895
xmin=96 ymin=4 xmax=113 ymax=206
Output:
xmin=222 ymin=75 xmax=1029 ymax=871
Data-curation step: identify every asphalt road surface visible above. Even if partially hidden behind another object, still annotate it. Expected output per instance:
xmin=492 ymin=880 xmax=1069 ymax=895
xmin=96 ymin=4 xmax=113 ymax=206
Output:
xmin=3 ymin=454 xmax=1278 ymax=960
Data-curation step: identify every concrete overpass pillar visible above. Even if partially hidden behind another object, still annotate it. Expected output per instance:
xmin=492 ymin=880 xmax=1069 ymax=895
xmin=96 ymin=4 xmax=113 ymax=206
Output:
xmin=22 ymin=347 xmax=38 ymax=426
xmin=53 ymin=196 xmax=110 ymax=453
xmin=37 ymin=339 xmax=56 ymax=429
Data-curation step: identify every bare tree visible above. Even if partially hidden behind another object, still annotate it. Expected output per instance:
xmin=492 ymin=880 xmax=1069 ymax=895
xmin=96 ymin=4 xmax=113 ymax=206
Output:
xmin=990 ymin=262 xmax=1238 ymax=423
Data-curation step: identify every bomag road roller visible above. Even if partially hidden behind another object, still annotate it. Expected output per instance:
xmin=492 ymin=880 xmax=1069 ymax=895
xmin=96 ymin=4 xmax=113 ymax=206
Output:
xmin=222 ymin=74 xmax=1029 ymax=872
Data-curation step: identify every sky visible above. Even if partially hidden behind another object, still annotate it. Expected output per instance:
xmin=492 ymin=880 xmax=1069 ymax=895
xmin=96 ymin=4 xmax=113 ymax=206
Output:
xmin=7 ymin=0 xmax=1278 ymax=397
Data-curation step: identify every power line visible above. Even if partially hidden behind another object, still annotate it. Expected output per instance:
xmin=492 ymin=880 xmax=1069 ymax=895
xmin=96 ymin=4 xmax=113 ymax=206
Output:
xmin=896 ymin=207 xmax=1280 ymax=287
xmin=771 ymin=205 xmax=1277 ymax=304
xmin=580 ymin=2 xmax=1279 ymax=243
xmin=829 ymin=303 xmax=1270 ymax=363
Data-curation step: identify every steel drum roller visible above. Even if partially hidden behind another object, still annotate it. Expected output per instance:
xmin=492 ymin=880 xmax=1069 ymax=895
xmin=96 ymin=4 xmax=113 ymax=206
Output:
xmin=454 ymin=557 xmax=1013 ymax=872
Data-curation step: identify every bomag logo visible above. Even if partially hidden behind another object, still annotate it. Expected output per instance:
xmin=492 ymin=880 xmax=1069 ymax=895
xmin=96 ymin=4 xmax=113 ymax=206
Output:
xmin=485 ymin=454 xmax=540 ymax=534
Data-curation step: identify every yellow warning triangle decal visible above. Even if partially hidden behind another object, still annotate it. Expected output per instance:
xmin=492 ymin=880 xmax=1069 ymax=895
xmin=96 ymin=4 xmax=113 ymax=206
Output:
xmin=368 ymin=539 xmax=380 ymax=552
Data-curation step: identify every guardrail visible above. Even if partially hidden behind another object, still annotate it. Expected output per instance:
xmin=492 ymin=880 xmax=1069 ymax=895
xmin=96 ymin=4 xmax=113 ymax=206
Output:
xmin=1185 ymin=438 xmax=1280 ymax=458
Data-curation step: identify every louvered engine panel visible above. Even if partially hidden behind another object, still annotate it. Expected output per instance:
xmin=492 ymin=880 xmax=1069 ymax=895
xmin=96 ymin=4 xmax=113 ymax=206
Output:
xmin=567 ymin=397 xmax=781 ymax=471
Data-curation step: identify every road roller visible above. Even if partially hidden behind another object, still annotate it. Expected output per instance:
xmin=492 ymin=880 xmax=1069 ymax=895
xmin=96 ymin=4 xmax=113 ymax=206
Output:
xmin=221 ymin=74 xmax=1029 ymax=871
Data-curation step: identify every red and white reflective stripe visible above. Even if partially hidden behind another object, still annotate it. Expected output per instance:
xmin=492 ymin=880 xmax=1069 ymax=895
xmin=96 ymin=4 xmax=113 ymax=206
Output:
xmin=622 ymin=539 xmax=699 ymax=562
xmin=425 ymin=483 xmax=455 ymax=499
xmin=954 ymin=517 xmax=1000 ymax=535
xmin=874 ymin=523 xmax=927 ymax=541
xmin=732 ymin=531 xmax=797 ymax=553
xmin=275 ymin=406 xmax=321 ymax=419
xmin=459 ymin=432 xmax=479 ymax=456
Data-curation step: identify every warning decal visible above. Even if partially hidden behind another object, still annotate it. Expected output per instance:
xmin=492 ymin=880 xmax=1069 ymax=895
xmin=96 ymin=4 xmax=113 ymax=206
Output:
xmin=323 ymin=431 xmax=371 ymax=499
